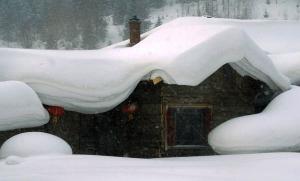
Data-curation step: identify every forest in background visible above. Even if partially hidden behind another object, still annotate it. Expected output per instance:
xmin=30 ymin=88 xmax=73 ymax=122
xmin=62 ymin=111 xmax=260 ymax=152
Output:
xmin=0 ymin=0 xmax=299 ymax=49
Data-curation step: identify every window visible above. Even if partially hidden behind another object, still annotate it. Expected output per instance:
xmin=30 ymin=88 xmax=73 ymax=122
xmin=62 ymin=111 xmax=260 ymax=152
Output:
xmin=164 ymin=105 xmax=212 ymax=149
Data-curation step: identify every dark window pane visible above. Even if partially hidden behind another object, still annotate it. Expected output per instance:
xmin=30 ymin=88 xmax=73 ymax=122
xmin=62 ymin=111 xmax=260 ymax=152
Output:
xmin=166 ymin=106 xmax=211 ymax=147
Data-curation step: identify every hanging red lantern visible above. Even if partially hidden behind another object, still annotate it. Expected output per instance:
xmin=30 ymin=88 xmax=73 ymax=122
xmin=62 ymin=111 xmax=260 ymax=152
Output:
xmin=47 ymin=106 xmax=64 ymax=126
xmin=122 ymin=102 xmax=138 ymax=120
xmin=47 ymin=106 xmax=64 ymax=116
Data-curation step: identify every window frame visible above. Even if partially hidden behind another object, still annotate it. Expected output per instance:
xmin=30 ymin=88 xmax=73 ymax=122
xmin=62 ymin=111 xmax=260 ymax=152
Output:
xmin=163 ymin=104 xmax=213 ymax=150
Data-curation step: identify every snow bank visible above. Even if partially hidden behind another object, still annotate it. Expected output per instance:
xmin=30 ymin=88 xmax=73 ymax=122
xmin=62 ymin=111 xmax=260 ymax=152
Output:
xmin=269 ymin=52 xmax=300 ymax=85
xmin=208 ymin=86 xmax=300 ymax=154
xmin=0 ymin=17 xmax=293 ymax=113
xmin=0 ymin=153 xmax=300 ymax=181
xmin=0 ymin=132 xmax=72 ymax=158
xmin=0 ymin=81 xmax=49 ymax=131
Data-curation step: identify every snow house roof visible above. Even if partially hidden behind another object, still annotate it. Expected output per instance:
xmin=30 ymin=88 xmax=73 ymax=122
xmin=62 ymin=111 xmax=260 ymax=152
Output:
xmin=0 ymin=17 xmax=295 ymax=114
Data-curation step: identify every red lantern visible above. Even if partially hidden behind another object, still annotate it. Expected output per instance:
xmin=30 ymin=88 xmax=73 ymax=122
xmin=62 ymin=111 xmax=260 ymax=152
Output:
xmin=47 ymin=106 xmax=64 ymax=117
xmin=122 ymin=102 xmax=138 ymax=120
xmin=47 ymin=106 xmax=64 ymax=126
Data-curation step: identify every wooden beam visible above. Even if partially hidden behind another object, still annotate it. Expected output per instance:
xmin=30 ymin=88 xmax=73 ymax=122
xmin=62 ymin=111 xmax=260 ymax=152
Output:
xmin=152 ymin=77 xmax=163 ymax=85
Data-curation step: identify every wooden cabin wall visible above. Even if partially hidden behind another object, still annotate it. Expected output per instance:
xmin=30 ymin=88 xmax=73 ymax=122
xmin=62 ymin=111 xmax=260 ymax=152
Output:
xmin=160 ymin=64 xmax=263 ymax=156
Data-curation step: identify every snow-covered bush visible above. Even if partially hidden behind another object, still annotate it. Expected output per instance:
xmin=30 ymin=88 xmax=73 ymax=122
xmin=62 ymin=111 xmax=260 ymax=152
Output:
xmin=0 ymin=81 xmax=49 ymax=131
xmin=0 ymin=132 xmax=72 ymax=158
xmin=208 ymin=86 xmax=300 ymax=154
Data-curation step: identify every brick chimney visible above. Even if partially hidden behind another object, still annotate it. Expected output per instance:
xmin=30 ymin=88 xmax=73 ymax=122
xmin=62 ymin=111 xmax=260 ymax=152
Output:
xmin=129 ymin=16 xmax=141 ymax=46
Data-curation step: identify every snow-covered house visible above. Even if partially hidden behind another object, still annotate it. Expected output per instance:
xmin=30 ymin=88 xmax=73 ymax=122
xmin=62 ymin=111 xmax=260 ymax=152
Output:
xmin=0 ymin=17 xmax=297 ymax=157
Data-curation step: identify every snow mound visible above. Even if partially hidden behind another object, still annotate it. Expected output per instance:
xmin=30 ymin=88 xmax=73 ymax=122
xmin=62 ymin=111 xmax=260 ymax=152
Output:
xmin=0 ymin=17 xmax=292 ymax=113
xmin=269 ymin=52 xmax=300 ymax=85
xmin=4 ymin=156 xmax=23 ymax=165
xmin=0 ymin=132 xmax=72 ymax=158
xmin=208 ymin=86 xmax=300 ymax=154
xmin=0 ymin=81 xmax=49 ymax=131
xmin=0 ymin=153 xmax=300 ymax=180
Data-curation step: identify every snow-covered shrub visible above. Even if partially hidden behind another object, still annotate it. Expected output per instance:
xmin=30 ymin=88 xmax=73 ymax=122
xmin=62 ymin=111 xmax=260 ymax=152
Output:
xmin=208 ymin=86 xmax=300 ymax=154
xmin=0 ymin=81 xmax=49 ymax=131
xmin=0 ymin=132 xmax=72 ymax=158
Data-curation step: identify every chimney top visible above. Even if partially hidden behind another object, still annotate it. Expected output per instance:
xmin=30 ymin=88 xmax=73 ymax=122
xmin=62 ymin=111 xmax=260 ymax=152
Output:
xmin=130 ymin=15 xmax=140 ymax=22
xmin=129 ymin=16 xmax=141 ymax=47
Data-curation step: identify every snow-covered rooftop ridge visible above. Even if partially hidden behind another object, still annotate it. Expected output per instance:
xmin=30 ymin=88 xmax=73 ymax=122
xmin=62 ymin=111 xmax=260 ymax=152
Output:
xmin=0 ymin=17 xmax=294 ymax=113
xmin=111 ymin=17 xmax=300 ymax=53
xmin=0 ymin=81 xmax=49 ymax=130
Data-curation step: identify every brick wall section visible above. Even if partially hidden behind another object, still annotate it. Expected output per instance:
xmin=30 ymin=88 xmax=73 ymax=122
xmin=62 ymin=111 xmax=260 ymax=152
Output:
xmin=0 ymin=64 xmax=268 ymax=158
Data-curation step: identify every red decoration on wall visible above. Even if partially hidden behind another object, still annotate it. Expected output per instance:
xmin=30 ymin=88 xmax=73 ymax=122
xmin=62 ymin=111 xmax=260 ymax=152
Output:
xmin=46 ymin=106 xmax=64 ymax=126
xmin=122 ymin=103 xmax=138 ymax=114
xmin=47 ymin=106 xmax=65 ymax=117
xmin=122 ymin=102 xmax=138 ymax=120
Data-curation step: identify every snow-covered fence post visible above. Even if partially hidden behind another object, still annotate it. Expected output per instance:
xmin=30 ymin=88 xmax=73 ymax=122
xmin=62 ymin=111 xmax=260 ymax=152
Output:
xmin=129 ymin=16 xmax=141 ymax=46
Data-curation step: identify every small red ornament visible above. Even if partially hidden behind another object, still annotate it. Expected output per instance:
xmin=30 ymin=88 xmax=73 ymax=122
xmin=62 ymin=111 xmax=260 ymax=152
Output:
xmin=47 ymin=106 xmax=64 ymax=117
xmin=47 ymin=106 xmax=64 ymax=126
xmin=122 ymin=102 xmax=138 ymax=120
xmin=122 ymin=103 xmax=138 ymax=114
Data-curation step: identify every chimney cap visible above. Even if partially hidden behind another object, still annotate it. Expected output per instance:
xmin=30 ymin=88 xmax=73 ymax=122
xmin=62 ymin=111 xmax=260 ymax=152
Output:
xmin=130 ymin=15 xmax=141 ymax=22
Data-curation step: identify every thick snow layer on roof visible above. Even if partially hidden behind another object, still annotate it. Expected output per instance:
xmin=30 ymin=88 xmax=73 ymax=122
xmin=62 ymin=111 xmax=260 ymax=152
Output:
xmin=0 ymin=132 xmax=72 ymax=158
xmin=0 ymin=81 xmax=49 ymax=130
xmin=153 ymin=17 xmax=300 ymax=54
xmin=0 ymin=17 xmax=293 ymax=113
xmin=208 ymin=86 xmax=300 ymax=155
xmin=0 ymin=153 xmax=300 ymax=181
xmin=269 ymin=52 xmax=300 ymax=85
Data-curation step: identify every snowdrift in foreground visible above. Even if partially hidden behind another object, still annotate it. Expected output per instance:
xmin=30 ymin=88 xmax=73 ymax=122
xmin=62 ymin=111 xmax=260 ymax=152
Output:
xmin=0 ymin=81 xmax=49 ymax=131
xmin=0 ymin=132 xmax=72 ymax=158
xmin=0 ymin=17 xmax=292 ymax=113
xmin=208 ymin=86 xmax=300 ymax=154
xmin=0 ymin=153 xmax=299 ymax=181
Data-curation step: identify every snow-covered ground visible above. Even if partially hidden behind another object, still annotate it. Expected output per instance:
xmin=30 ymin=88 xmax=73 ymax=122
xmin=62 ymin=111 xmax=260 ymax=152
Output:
xmin=0 ymin=81 xmax=48 ymax=131
xmin=0 ymin=153 xmax=300 ymax=181
xmin=0 ymin=17 xmax=295 ymax=114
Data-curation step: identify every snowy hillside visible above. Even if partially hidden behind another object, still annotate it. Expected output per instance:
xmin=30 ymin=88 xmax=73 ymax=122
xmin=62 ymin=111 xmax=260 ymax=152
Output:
xmin=1 ymin=0 xmax=299 ymax=49
xmin=108 ymin=0 xmax=300 ymax=45
xmin=148 ymin=0 xmax=300 ymax=26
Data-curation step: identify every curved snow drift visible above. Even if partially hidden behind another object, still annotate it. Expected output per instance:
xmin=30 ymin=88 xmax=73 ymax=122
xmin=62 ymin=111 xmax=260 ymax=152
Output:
xmin=208 ymin=86 xmax=300 ymax=154
xmin=0 ymin=81 xmax=49 ymax=130
xmin=0 ymin=17 xmax=292 ymax=113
